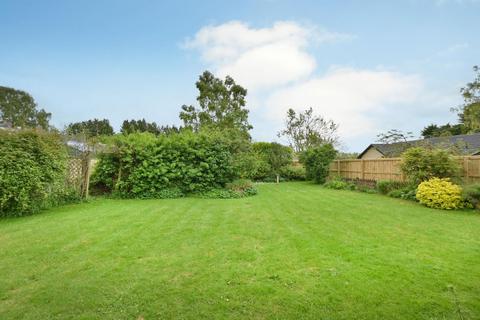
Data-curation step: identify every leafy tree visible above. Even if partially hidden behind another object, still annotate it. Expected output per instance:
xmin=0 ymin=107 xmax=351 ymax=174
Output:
xmin=421 ymin=123 xmax=466 ymax=138
xmin=421 ymin=66 xmax=480 ymax=137
xmin=268 ymin=143 xmax=293 ymax=183
xmin=66 ymin=118 xmax=114 ymax=137
xmin=179 ymin=71 xmax=252 ymax=133
xmin=376 ymin=129 xmax=414 ymax=144
xmin=121 ymin=119 xmax=181 ymax=136
xmin=459 ymin=65 xmax=480 ymax=132
xmin=252 ymin=142 xmax=293 ymax=183
xmin=278 ymin=107 xmax=339 ymax=153
xmin=301 ymin=144 xmax=337 ymax=184
xmin=0 ymin=86 xmax=51 ymax=130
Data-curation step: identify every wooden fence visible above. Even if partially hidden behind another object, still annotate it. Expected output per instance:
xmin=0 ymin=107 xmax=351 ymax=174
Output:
xmin=329 ymin=156 xmax=480 ymax=183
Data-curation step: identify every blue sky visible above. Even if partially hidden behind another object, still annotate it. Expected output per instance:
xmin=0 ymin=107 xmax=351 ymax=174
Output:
xmin=0 ymin=0 xmax=478 ymax=151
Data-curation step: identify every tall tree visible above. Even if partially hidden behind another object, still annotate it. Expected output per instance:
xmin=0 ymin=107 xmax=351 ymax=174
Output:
xmin=421 ymin=66 xmax=480 ymax=137
xmin=121 ymin=119 xmax=159 ymax=135
xmin=421 ymin=123 xmax=466 ymax=138
xmin=252 ymin=142 xmax=293 ymax=183
xmin=66 ymin=119 xmax=114 ymax=137
xmin=458 ymin=66 xmax=480 ymax=132
xmin=121 ymin=119 xmax=181 ymax=135
xmin=0 ymin=86 xmax=51 ymax=130
xmin=179 ymin=71 xmax=252 ymax=133
xmin=277 ymin=107 xmax=339 ymax=153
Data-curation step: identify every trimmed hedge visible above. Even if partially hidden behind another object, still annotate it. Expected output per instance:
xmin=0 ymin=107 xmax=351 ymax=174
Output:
xmin=91 ymin=131 xmax=236 ymax=198
xmin=0 ymin=130 xmax=72 ymax=217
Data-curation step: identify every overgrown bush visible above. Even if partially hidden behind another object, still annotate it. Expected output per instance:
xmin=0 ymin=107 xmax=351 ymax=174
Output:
xmin=91 ymin=131 xmax=236 ymax=198
xmin=401 ymin=147 xmax=460 ymax=185
xmin=233 ymin=142 xmax=294 ymax=182
xmin=376 ymin=180 xmax=407 ymax=195
xmin=199 ymin=179 xmax=257 ymax=198
xmin=416 ymin=178 xmax=463 ymax=210
xmin=387 ymin=186 xmax=417 ymax=201
xmin=0 ymin=130 xmax=71 ymax=217
xmin=232 ymin=151 xmax=271 ymax=181
xmin=324 ymin=178 xmax=356 ymax=190
xmin=280 ymin=165 xmax=306 ymax=181
xmin=302 ymin=144 xmax=337 ymax=184
xmin=462 ymin=183 xmax=480 ymax=209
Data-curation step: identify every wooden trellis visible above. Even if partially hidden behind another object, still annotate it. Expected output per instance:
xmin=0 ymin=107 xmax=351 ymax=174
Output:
xmin=67 ymin=156 xmax=97 ymax=198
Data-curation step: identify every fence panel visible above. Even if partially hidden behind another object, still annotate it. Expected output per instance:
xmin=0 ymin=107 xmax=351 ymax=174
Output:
xmin=330 ymin=156 xmax=480 ymax=183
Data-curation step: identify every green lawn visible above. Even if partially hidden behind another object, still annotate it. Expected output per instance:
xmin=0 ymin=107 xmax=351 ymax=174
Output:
xmin=0 ymin=182 xmax=479 ymax=319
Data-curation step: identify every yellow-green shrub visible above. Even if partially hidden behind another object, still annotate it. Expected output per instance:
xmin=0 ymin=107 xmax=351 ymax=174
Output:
xmin=416 ymin=178 xmax=463 ymax=210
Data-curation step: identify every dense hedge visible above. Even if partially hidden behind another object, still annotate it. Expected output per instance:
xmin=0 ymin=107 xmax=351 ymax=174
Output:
xmin=302 ymin=144 xmax=337 ymax=184
xmin=0 ymin=130 xmax=72 ymax=217
xmin=91 ymin=131 xmax=236 ymax=198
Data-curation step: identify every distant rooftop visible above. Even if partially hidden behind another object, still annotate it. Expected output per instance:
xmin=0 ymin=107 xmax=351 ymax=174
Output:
xmin=358 ymin=133 xmax=480 ymax=158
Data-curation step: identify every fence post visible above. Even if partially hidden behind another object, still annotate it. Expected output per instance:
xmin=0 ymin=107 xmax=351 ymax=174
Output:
xmin=464 ymin=157 xmax=470 ymax=184
xmin=361 ymin=159 xmax=365 ymax=180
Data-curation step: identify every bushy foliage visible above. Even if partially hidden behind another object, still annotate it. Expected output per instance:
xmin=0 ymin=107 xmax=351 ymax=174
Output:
xmin=233 ymin=142 xmax=293 ymax=182
xmin=462 ymin=183 xmax=480 ymax=209
xmin=324 ymin=178 xmax=356 ymax=190
xmin=302 ymin=144 xmax=337 ymax=184
xmin=232 ymin=151 xmax=270 ymax=181
xmin=387 ymin=186 xmax=417 ymax=201
xmin=0 ymin=86 xmax=51 ymax=130
xmin=180 ymin=71 xmax=252 ymax=133
xmin=120 ymin=119 xmax=180 ymax=135
xmin=416 ymin=178 xmax=463 ymax=210
xmin=0 ymin=130 xmax=71 ymax=217
xmin=401 ymin=147 xmax=460 ymax=185
xmin=66 ymin=118 xmax=114 ymax=137
xmin=91 ymin=131 xmax=236 ymax=198
xmin=198 ymin=179 xmax=257 ymax=199
xmin=280 ymin=165 xmax=306 ymax=181
xmin=376 ymin=180 xmax=407 ymax=195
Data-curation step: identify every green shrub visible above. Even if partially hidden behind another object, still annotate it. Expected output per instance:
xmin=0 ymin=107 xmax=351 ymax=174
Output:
xmin=324 ymin=178 xmax=356 ymax=190
xmin=462 ymin=183 xmax=480 ymax=209
xmin=356 ymin=185 xmax=378 ymax=194
xmin=401 ymin=147 xmax=460 ymax=185
xmin=376 ymin=180 xmax=407 ymax=195
xmin=92 ymin=131 xmax=236 ymax=198
xmin=226 ymin=179 xmax=253 ymax=192
xmin=251 ymin=142 xmax=293 ymax=182
xmin=280 ymin=165 xmax=306 ymax=181
xmin=232 ymin=151 xmax=271 ymax=181
xmin=302 ymin=144 xmax=337 ymax=184
xmin=198 ymin=180 xmax=257 ymax=199
xmin=0 ymin=130 xmax=70 ymax=217
xmin=387 ymin=186 xmax=417 ymax=201
xmin=416 ymin=178 xmax=463 ymax=210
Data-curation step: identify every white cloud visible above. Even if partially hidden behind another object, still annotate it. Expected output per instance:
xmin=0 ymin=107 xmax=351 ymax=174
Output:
xmin=184 ymin=20 xmax=458 ymax=150
xmin=184 ymin=21 xmax=349 ymax=90
xmin=265 ymin=67 xmax=423 ymax=138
